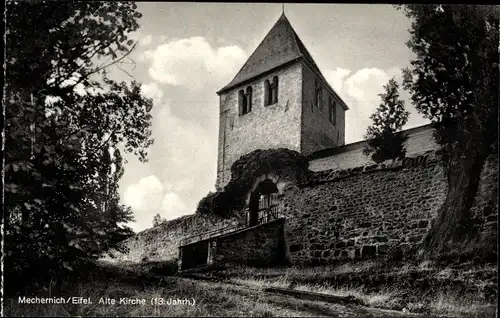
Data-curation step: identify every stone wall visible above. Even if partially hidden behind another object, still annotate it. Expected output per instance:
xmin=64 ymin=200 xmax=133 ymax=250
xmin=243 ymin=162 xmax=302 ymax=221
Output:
xmin=216 ymin=62 xmax=303 ymax=190
xmin=214 ymin=218 xmax=285 ymax=267
xmin=107 ymin=143 xmax=497 ymax=267
xmin=308 ymin=124 xmax=437 ymax=172
xmin=300 ymin=61 xmax=346 ymax=155
xmin=104 ymin=211 xmax=246 ymax=264
xmin=282 ymin=151 xmax=498 ymax=264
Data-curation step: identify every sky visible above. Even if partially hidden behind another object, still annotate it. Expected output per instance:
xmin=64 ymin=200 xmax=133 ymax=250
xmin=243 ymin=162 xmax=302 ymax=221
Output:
xmin=108 ymin=3 xmax=430 ymax=232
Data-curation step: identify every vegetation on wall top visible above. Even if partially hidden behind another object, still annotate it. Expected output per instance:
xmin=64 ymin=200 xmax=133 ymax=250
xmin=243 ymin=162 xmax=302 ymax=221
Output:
xmin=197 ymin=148 xmax=310 ymax=216
xmin=363 ymin=78 xmax=410 ymax=163
xmin=226 ymin=148 xmax=310 ymax=197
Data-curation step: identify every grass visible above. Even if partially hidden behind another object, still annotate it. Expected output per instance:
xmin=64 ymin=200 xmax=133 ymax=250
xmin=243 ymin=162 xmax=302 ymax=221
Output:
xmin=230 ymin=276 xmax=402 ymax=309
xmin=230 ymin=276 xmax=290 ymax=289
xmin=231 ymin=276 xmax=497 ymax=317
xmin=210 ymin=259 xmax=497 ymax=317
xmin=4 ymin=263 xmax=301 ymax=317
xmin=4 ymin=262 xmax=352 ymax=317
xmin=294 ymin=285 xmax=401 ymax=308
xmin=4 ymin=259 xmax=497 ymax=317
xmin=217 ymin=259 xmax=383 ymax=279
xmin=426 ymin=291 xmax=497 ymax=318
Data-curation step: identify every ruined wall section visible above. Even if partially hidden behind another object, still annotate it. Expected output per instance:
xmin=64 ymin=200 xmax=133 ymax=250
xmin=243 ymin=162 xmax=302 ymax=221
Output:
xmin=105 ymin=211 xmax=246 ymax=264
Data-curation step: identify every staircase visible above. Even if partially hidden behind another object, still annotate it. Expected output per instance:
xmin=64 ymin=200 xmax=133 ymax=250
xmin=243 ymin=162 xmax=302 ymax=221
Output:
xmin=179 ymin=223 xmax=244 ymax=246
xmin=180 ymin=207 xmax=285 ymax=247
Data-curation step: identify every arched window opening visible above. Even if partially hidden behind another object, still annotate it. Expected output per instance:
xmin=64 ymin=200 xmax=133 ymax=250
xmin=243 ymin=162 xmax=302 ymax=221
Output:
xmin=246 ymin=86 xmax=253 ymax=113
xmin=264 ymin=80 xmax=271 ymax=106
xmin=315 ymin=80 xmax=323 ymax=110
xmin=329 ymin=97 xmax=336 ymax=125
xmin=239 ymin=89 xmax=250 ymax=115
xmin=272 ymin=76 xmax=279 ymax=104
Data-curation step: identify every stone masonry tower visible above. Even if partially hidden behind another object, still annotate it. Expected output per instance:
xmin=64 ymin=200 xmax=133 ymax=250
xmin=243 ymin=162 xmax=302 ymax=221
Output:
xmin=216 ymin=13 xmax=349 ymax=190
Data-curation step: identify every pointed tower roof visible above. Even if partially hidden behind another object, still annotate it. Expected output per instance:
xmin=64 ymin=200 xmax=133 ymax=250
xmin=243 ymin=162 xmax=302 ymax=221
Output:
xmin=217 ymin=13 xmax=348 ymax=110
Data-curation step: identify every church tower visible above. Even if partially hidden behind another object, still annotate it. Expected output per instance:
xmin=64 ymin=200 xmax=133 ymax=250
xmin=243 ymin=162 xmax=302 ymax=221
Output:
xmin=216 ymin=13 xmax=349 ymax=190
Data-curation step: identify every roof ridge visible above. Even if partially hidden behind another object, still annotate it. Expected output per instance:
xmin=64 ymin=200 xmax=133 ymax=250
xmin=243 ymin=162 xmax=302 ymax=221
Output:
xmin=290 ymin=27 xmax=329 ymax=87
xmin=217 ymin=12 xmax=349 ymax=112
xmin=289 ymin=26 xmax=349 ymax=110
xmin=217 ymin=13 xmax=304 ymax=94
xmin=282 ymin=13 xmax=304 ymax=60
xmin=220 ymin=15 xmax=285 ymax=93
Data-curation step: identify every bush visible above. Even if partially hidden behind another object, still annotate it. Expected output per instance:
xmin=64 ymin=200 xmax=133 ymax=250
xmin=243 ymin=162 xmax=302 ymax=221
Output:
xmin=196 ymin=191 xmax=234 ymax=217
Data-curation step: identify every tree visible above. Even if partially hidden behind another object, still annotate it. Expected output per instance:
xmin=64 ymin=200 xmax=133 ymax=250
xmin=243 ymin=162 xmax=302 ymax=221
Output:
xmin=398 ymin=5 xmax=499 ymax=260
xmin=363 ymin=78 xmax=410 ymax=163
xmin=153 ymin=213 xmax=166 ymax=227
xmin=4 ymin=1 xmax=154 ymax=293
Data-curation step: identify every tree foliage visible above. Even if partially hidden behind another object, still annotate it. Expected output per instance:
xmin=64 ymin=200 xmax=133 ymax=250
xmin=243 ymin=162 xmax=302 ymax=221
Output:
xmin=152 ymin=213 xmax=166 ymax=227
xmin=398 ymin=4 xmax=499 ymax=260
xmin=400 ymin=5 xmax=498 ymax=154
xmin=363 ymin=78 xmax=410 ymax=163
xmin=4 ymin=1 xmax=154 ymax=293
xmin=196 ymin=191 xmax=233 ymax=217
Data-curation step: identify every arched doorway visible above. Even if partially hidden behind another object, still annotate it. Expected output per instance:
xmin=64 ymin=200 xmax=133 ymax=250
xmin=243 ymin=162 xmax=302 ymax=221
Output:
xmin=248 ymin=179 xmax=280 ymax=227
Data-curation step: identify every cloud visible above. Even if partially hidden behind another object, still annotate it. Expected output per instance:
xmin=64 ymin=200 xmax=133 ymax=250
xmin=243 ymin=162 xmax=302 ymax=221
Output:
xmin=128 ymin=31 xmax=154 ymax=47
xmin=144 ymin=36 xmax=247 ymax=90
xmin=152 ymin=99 xmax=216 ymax=195
xmin=325 ymin=67 xmax=428 ymax=143
xmin=120 ymin=86 xmax=217 ymax=232
xmin=141 ymin=82 xmax=164 ymax=104
xmin=161 ymin=192 xmax=188 ymax=220
xmin=123 ymin=175 xmax=164 ymax=211
xmin=138 ymin=49 xmax=154 ymax=63
xmin=122 ymin=174 xmax=192 ymax=232
xmin=327 ymin=68 xmax=351 ymax=94
xmin=139 ymin=35 xmax=153 ymax=47
xmin=344 ymin=68 xmax=402 ymax=102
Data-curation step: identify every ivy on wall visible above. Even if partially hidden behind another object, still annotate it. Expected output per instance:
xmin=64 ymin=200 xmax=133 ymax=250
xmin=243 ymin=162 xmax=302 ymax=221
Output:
xmin=197 ymin=148 xmax=310 ymax=216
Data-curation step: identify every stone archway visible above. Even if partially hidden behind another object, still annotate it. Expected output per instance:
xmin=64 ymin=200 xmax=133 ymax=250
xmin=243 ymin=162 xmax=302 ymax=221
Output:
xmin=248 ymin=178 xmax=280 ymax=227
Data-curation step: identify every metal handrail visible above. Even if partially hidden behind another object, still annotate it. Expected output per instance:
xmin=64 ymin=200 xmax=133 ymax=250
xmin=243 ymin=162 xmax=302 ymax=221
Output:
xmin=179 ymin=205 xmax=284 ymax=246
xmin=179 ymin=223 xmax=243 ymax=246
xmin=256 ymin=205 xmax=282 ymax=225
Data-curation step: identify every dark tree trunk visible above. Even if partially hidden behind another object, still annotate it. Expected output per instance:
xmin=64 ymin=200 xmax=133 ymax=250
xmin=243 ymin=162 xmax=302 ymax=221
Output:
xmin=419 ymin=135 xmax=492 ymax=261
